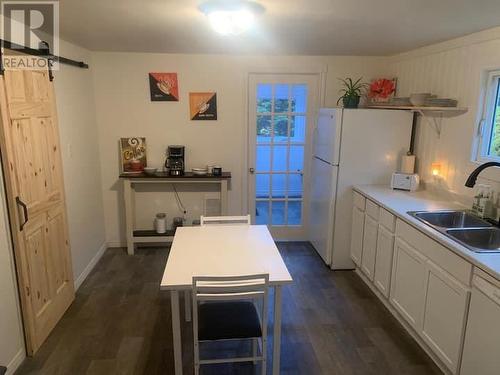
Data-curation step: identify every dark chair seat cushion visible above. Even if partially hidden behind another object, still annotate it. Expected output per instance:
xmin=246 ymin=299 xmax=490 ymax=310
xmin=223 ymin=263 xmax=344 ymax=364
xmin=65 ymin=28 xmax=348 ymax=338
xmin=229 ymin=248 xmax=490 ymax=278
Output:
xmin=198 ymin=301 xmax=262 ymax=341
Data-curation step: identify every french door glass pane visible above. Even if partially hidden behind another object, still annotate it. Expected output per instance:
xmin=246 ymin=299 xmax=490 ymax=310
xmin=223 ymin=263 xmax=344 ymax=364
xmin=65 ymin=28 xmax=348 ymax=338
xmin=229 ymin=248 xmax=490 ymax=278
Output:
xmin=289 ymin=145 xmax=304 ymax=171
xmin=257 ymin=115 xmax=272 ymax=142
xmin=290 ymin=115 xmax=306 ymax=143
xmin=288 ymin=174 xmax=302 ymax=198
xmin=256 ymin=174 xmax=270 ymax=198
xmin=272 ymin=145 xmax=287 ymax=171
xmin=257 ymin=84 xmax=272 ymax=113
xmin=271 ymin=174 xmax=286 ymax=198
xmin=292 ymin=85 xmax=307 ymax=113
xmin=288 ymin=201 xmax=302 ymax=225
xmin=256 ymin=201 xmax=269 ymax=224
xmin=273 ymin=115 xmax=288 ymax=142
xmin=256 ymin=145 xmax=271 ymax=172
xmin=272 ymin=201 xmax=286 ymax=225
xmin=274 ymin=84 xmax=289 ymax=113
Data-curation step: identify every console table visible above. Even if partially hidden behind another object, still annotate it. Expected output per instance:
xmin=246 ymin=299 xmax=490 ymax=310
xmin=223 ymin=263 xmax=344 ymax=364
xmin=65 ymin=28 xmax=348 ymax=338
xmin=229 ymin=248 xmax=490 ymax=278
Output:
xmin=120 ymin=172 xmax=231 ymax=255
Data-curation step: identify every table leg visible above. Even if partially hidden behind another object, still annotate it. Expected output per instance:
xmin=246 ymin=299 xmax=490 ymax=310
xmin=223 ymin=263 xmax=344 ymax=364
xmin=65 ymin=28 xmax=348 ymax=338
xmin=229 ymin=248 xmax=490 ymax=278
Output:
xmin=171 ymin=291 xmax=183 ymax=375
xmin=220 ymin=180 xmax=228 ymax=215
xmin=184 ymin=290 xmax=191 ymax=322
xmin=272 ymin=285 xmax=282 ymax=375
xmin=123 ymin=179 xmax=135 ymax=255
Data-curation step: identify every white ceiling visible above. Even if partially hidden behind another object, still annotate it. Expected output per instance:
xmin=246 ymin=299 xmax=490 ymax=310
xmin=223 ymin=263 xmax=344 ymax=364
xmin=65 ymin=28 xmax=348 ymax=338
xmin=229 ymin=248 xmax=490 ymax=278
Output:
xmin=59 ymin=0 xmax=500 ymax=55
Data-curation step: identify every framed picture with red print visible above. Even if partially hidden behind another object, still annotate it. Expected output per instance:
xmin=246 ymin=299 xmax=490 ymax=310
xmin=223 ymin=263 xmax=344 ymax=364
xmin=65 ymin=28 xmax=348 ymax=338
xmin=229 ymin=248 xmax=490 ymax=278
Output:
xmin=149 ymin=72 xmax=179 ymax=101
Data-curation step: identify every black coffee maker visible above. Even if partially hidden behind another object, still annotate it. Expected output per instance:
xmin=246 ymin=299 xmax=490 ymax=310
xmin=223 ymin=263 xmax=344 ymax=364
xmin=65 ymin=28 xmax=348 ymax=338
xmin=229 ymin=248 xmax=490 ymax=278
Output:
xmin=165 ymin=145 xmax=185 ymax=176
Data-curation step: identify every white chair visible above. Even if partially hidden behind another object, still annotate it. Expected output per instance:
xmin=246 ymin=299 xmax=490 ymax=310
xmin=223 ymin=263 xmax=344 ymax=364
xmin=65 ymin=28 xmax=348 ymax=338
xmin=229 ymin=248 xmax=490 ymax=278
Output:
xmin=192 ymin=274 xmax=269 ymax=375
xmin=200 ymin=215 xmax=251 ymax=226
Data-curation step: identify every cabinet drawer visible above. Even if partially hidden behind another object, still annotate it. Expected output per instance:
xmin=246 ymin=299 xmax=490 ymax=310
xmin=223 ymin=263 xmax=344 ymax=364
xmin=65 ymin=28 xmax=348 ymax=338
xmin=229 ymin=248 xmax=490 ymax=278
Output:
xmin=396 ymin=219 xmax=472 ymax=285
xmin=379 ymin=208 xmax=396 ymax=232
xmin=365 ymin=200 xmax=380 ymax=220
xmin=353 ymin=191 xmax=366 ymax=211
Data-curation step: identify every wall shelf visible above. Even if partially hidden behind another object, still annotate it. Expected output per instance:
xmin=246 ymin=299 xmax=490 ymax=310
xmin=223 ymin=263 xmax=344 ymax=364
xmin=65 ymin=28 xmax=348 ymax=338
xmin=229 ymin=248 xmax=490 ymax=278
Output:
xmin=367 ymin=105 xmax=468 ymax=138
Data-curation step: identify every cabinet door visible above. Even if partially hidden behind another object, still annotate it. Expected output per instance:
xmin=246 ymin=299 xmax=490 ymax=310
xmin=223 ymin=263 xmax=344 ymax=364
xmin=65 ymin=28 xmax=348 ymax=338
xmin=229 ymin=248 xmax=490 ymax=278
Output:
xmin=374 ymin=225 xmax=394 ymax=298
xmin=350 ymin=206 xmax=364 ymax=266
xmin=421 ymin=261 xmax=470 ymax=374
xmin=361 ymin=214 xmax=378 ymax=280
xmin=390 ymin=238 xmax=426 ymax=330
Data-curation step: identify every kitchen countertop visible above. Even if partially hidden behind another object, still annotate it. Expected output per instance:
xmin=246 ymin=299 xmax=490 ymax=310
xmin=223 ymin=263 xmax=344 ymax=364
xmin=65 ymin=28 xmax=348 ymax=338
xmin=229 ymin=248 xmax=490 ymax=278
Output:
xmin=353 ymin=184 xmax=500 ymax=281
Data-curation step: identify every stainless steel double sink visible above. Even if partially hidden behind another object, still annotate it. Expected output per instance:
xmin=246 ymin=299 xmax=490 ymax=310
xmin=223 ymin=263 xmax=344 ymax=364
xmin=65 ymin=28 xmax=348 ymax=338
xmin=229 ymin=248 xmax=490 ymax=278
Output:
xmin=408 ymin=210 xmax=500 ymax=253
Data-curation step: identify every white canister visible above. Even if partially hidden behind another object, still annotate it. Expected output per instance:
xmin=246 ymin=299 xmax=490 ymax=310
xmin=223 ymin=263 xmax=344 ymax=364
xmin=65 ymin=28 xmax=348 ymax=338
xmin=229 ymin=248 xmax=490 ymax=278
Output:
xmin=155 ymin=213 xmax=167 ymax=234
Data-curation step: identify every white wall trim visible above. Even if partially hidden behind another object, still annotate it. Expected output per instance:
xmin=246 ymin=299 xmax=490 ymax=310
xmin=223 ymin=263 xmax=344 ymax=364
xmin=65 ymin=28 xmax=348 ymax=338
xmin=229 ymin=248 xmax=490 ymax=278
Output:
xmin=5 ymin=348 xmax=25 ymax=375
xmin=73 ymin=242 xmax=107 ymax=291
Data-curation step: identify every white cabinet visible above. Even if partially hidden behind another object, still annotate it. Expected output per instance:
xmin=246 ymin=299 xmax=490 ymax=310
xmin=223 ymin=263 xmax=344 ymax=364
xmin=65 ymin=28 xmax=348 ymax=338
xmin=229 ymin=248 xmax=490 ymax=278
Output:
xmin=350 ymin=206 xmax=364 ymax=266
xmin=390 ymin=238 xmax=427 ymax=330
xmin=361 ymin=215 xmax=378 ymax=280
xmin=421 ymin=261 xmax=469 ymax=374
xmin=461 ymin=273 xmax=500 ymax=375
xmin=374 ymin=225 xmax=394 ymax=297
xmin=351 ymin=191 xmax=473 ymax=375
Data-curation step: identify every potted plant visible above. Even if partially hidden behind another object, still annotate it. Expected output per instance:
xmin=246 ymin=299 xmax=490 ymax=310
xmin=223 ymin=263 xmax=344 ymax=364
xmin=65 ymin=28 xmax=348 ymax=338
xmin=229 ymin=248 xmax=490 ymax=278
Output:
xmin=337 ymin=77 xmax=367 ymax=109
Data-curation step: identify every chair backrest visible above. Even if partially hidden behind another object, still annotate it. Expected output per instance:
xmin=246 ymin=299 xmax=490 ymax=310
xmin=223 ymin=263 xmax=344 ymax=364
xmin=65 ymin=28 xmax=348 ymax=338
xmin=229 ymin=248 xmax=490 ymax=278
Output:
xmin=200 ymin=215 xmax=251 ymax=226
xmin=192 ymin=273 xmax=269 ymax=336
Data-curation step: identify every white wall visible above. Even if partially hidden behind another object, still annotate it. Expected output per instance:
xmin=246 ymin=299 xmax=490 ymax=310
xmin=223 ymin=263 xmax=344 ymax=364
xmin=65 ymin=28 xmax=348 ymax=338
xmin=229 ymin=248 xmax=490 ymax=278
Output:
xmin=91 ymin=52 xmax=391 ymax=245
xmin=54 ymin=40 xmax=107 ymax=287
xmin=389 ymin=26 xmax=500 ymax=198
xmin=0 ymin=169 xmax=25 ymax=373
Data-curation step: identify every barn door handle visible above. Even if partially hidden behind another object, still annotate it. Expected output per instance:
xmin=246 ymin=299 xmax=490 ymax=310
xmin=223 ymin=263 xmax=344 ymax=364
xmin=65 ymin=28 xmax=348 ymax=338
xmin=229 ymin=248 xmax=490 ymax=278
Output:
xmin=16 ymin=197 xmax=28 ymax=231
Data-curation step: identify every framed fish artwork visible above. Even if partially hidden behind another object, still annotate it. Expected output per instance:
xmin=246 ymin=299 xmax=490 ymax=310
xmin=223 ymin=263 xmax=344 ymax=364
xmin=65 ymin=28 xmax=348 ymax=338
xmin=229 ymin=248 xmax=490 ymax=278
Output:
xmin=149 ymin=73 xmax=179 ymax=101
xmin=189 ymin=92 xmax=217 ymax=120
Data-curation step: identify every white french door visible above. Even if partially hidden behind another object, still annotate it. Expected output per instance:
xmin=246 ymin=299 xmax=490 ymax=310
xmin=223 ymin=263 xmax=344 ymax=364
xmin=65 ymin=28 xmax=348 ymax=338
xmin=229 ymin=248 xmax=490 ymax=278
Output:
xmin=248 ymin=73 xmax=319 ymax=240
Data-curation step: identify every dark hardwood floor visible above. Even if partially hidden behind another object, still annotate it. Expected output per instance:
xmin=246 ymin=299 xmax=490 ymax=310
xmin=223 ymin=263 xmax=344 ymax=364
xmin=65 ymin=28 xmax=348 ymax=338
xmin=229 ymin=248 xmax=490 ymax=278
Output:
xmin=15 ymin=242 xmax=441 ymax=375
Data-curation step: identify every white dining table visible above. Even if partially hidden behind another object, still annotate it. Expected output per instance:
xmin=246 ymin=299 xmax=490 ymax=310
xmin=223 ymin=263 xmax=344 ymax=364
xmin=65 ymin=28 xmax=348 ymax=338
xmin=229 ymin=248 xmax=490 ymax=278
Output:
xmin=160 ymin=224 xmax=293 ymax=375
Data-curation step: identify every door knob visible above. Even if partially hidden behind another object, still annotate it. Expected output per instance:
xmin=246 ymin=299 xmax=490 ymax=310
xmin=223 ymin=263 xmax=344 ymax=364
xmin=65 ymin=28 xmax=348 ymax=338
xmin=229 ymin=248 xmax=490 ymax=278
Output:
xmin=249 ymin=168 xmax=255 ymax=174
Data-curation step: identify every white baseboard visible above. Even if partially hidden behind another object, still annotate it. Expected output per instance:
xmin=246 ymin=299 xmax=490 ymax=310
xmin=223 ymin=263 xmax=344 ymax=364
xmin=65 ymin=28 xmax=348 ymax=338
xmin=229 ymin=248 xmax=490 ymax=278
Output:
xmin=106 ymin=241 xmax=125 ymax=248
xmin=6 ymin=348 xmax=25 ymax=375
xmin=74 ymin=242 xmax=107 ymax=291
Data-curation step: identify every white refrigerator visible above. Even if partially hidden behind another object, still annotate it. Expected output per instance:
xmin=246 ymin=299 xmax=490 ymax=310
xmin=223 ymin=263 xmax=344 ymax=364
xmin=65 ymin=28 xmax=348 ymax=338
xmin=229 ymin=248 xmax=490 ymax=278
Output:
xmin=309 ymin=108 xmax=413 ymax=269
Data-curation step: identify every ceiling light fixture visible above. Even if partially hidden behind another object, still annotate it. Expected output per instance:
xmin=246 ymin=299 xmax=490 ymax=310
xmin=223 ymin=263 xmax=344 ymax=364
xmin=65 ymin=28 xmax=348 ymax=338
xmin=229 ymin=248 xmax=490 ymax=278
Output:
xmin=199 ymin=0 xmax=265 ymax=36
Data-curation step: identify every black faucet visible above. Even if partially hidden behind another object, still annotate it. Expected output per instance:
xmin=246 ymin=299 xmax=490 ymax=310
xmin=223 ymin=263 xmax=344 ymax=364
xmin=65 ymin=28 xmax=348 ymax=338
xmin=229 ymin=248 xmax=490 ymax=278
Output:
xmin=465 ymin=162 xmax=500 ymax=187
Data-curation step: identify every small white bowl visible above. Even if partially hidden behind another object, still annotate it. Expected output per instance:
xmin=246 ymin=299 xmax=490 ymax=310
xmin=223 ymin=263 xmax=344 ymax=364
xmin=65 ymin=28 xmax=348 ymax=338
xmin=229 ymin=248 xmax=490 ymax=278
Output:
xmin=192 ymin=167 xmax=208 ymax=176
xmin=143 ymin=167 xmax=157 ymax=175
xmin=410 ymin=93 xmax=432 ymax=107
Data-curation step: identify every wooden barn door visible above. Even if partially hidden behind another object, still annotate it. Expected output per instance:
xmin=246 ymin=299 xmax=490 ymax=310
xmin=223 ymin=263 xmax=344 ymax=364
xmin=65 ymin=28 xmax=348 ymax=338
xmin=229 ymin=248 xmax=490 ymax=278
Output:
xmin=0 ymin=69 xmax=74 ymax=354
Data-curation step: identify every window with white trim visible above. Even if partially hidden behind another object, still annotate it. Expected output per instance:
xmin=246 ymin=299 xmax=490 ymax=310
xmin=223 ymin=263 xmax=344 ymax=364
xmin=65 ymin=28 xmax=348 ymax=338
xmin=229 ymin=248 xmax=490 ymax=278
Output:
xmin=477 ymin=70 xmax=500 ymax=161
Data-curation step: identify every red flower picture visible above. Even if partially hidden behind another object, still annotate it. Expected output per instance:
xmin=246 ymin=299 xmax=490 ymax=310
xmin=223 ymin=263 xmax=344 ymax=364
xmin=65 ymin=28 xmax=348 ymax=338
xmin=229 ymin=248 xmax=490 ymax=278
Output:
xmin=368 ymin=78 xmax=397 ymax=102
